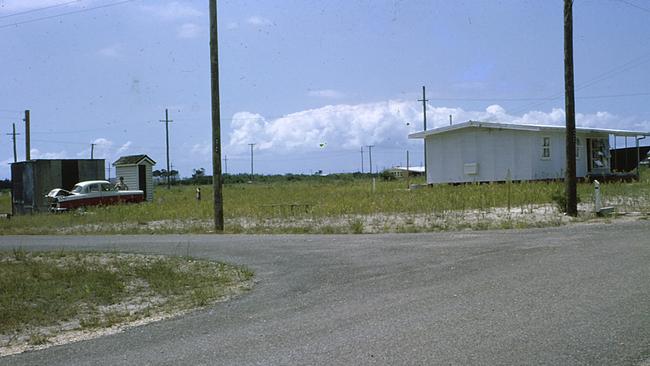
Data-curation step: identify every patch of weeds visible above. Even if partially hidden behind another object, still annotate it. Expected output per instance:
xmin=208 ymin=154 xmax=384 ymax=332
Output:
xmin=79 ymin=316 xmax=103 ymax=330
xmin=349 ymin=218 xmax=364 ymax=234
xmin=320 ymin=225 xmax=339 ymax=234
xmin=228 ymin=223 xmax=245 ymax=234
xmin=12 ymin=247 xmax=27 ymax=261
xmin=395 ymin=225 xmax=418 ymax=233
xmin=284 ymin=226 xmax=312 ymax=234
xmin=28 ymin=333 xmax=48 ymax=346
xmin=103 ymin=311 xmax=128 ymax=328
xmin=473 ymin=221 xmax=491 ymax=231
xmin=239 ymin=266 xmax=254 ymax=280
xmin=551 ymin=188 xmax=581 ymax=213
xmin=498 ymin=220 xmax=515 ymax=230
xmin=191 ymin=288 xmax=219 ymax=307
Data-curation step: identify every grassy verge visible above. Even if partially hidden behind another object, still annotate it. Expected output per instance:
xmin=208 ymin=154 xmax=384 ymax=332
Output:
xmin=0 ymin=250 xmax=253 ymax=354
xmin=0 ymin=190 xmax=10 ymax=214
xmin=1 ymin=168 xmax=648 ymax=234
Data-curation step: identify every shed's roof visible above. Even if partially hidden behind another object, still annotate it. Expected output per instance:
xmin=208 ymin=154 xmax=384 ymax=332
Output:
xmin=112 ymin=154 xmax=156 ymax=166
xmin=408 ymin=120 xmax=650 ymax=139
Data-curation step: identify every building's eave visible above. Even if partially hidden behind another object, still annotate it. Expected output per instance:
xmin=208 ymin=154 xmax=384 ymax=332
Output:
xmin=408 ymin=120 xmax=650 ymax=139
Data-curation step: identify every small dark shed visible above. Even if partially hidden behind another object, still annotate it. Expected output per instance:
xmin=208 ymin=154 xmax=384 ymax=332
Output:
xmin=11 ymin=159 xmax=105 ymax=214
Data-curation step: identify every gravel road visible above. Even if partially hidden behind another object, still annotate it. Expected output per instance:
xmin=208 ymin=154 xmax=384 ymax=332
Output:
xmin=1 ymin=220 xmax=649 ymax=365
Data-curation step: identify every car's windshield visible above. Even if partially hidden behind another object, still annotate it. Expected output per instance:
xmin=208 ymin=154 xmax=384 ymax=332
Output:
xmin=71 ymin=185 xmax=83 ymax=194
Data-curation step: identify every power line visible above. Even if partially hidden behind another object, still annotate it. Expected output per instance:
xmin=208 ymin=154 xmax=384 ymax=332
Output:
xmin=510 ymin=49 xmax=650 ymax=115
xmin=614 ymin=0 xmax=650 ymax=14
xmin=0 ymin=0 xmax=83 ymax=20
xmin=0 ymin=0 xmax=137 ymax=30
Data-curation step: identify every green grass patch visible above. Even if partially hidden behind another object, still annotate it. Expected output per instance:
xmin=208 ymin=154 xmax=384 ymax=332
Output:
xmin=1 ymin=168 xmax=649 ymax=234
xmin=0 ymin=250 xmax=253 ymax=351
xmin=0 ymin=190 xmax=10 ymax=214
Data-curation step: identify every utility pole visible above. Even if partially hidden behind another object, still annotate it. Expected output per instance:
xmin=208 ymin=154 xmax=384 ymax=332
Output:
xmin=249 ymin=143 xmax=256 ymax=181
xmin=160 ymin=108 xmax=173 ymax=189
xmin=224 ymin=154 xmax=228 ymax=175
xmin=417 ymin=86 xmax=428 ymax=175
xmin=367 ymin=145 xmax=374 ymax=175
xmin=24 ymin=110 xmax=30 ymax=160
xmin=406 ymin=150 xmax=410 ymax=189
xmin=91 ymin=143 xmax=95 ymax=159
xmin=564 ymin=0 xmax=578 ymax=216
xmin=360 ymin=146 xmax=364 ymax=173
xmin=210 ymin=0 xmax=224 ymax=231
xmin=6 ymin=123 xmax=20 ymax=162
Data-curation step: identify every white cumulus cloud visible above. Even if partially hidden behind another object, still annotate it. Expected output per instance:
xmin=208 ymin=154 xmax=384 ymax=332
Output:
xmin=177 ymin=23 xmax=200 ymax=39
xmin=246 ymin=15 xmax=272 ymax=26
xmin=29 ymin=148 xmax=68 ymax=160
xmin=98 ymin=43 xmax=123 ymax=58
xmin=228 ymin=101 xmax=650 ymax=154
xmin=116 ymin=141 xmax=132 ymax=155
xmin=140 ymin=2 xmax=201 ymax=20
xmin=190 ymin=143 xmax=211 ymax=158
xmin=308 ymin=89 xmax=345 ymax=99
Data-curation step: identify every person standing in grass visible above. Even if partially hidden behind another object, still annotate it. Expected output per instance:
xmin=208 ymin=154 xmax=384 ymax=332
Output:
xmin=115 ymin=176 xmax=129 ymax=191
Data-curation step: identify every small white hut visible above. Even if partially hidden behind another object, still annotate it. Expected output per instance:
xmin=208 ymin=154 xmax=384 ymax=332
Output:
xmin=408 ymin=121 xmax=649 ymax=184
xmin=113 ymin=155 xmax=156 ymax=201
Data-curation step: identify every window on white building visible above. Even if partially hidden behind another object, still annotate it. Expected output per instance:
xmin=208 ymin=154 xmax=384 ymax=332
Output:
xmin=576 ymin=138 xmax=581 ymax=159
xmin=541 ymin=137 xmax=551 ymax=159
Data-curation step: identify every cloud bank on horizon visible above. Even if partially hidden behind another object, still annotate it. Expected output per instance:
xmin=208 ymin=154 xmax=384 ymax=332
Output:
xmin=1 ymin=100 xmax=648 ymax=179
xmin=226 ymin=100 xmax=648 ymax=154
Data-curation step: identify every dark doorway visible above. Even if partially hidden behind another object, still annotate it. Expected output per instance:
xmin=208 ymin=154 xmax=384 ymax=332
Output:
xmin=61 ymin=160 xmax=79 ymax=190
xmin=138 ymin=165 xmax=146 ymax=199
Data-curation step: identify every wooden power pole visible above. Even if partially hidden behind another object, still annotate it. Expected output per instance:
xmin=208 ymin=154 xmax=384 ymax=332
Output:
xmin=367 ymin=145 xmax=374 ymax=175
xmin=360 ymin=146 xmax=364 ymax=173
xmin=6 ymin=123 xmax=20 ymax=162
xmin=248 ymin=143 xmax=255 ymax=181
xmin=564 ymin=0 xmax=578 ymax=216
xmin=418 ymin=86 xmax=428 ymax=177
xmin=24 ymin=110 xmax=30 ymax=160
xmin=160 ymin=109 xmax=173 ymax=189
xmin=210 ymin=0 xmax=224 ymax=232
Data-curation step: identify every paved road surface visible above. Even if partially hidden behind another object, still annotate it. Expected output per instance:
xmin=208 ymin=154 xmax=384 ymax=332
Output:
xmin=1 ymin=221 xmax=649 ymax=365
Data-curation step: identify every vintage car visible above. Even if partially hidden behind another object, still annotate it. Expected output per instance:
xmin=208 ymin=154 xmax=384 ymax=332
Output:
xmin=46 ymin=180 xmax=144 ymax=211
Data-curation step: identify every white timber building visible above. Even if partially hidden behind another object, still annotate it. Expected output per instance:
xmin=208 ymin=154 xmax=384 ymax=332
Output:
xmin=408 ymin=121 xmax=649 ymax=184
xmin=113 ymin=155 xmax=156 ymax=201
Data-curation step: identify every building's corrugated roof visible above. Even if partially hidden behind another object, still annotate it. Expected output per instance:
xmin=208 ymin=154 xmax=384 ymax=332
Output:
xmin=408 ymin=120 xmax=650 ymax=139
xmin=112 ymin=154 xmax=156 ymax=166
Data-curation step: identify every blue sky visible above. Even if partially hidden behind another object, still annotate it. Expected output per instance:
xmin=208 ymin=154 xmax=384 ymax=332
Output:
xmin=1 ymin=0 xmax=650 ymax=179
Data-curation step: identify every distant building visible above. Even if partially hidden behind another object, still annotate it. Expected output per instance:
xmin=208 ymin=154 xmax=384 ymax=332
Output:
xmin=386 ymin=166 xmax=425 ymax=178
xmin=609 ymin=146 xmax=650 ymax=172
xmin=11 ymin=159 xmax=105 ymax=214
xmin=113 ymin=155 xmax=156 ymax=201
xmin=409 ymin=121 xmax=649 ymax=184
